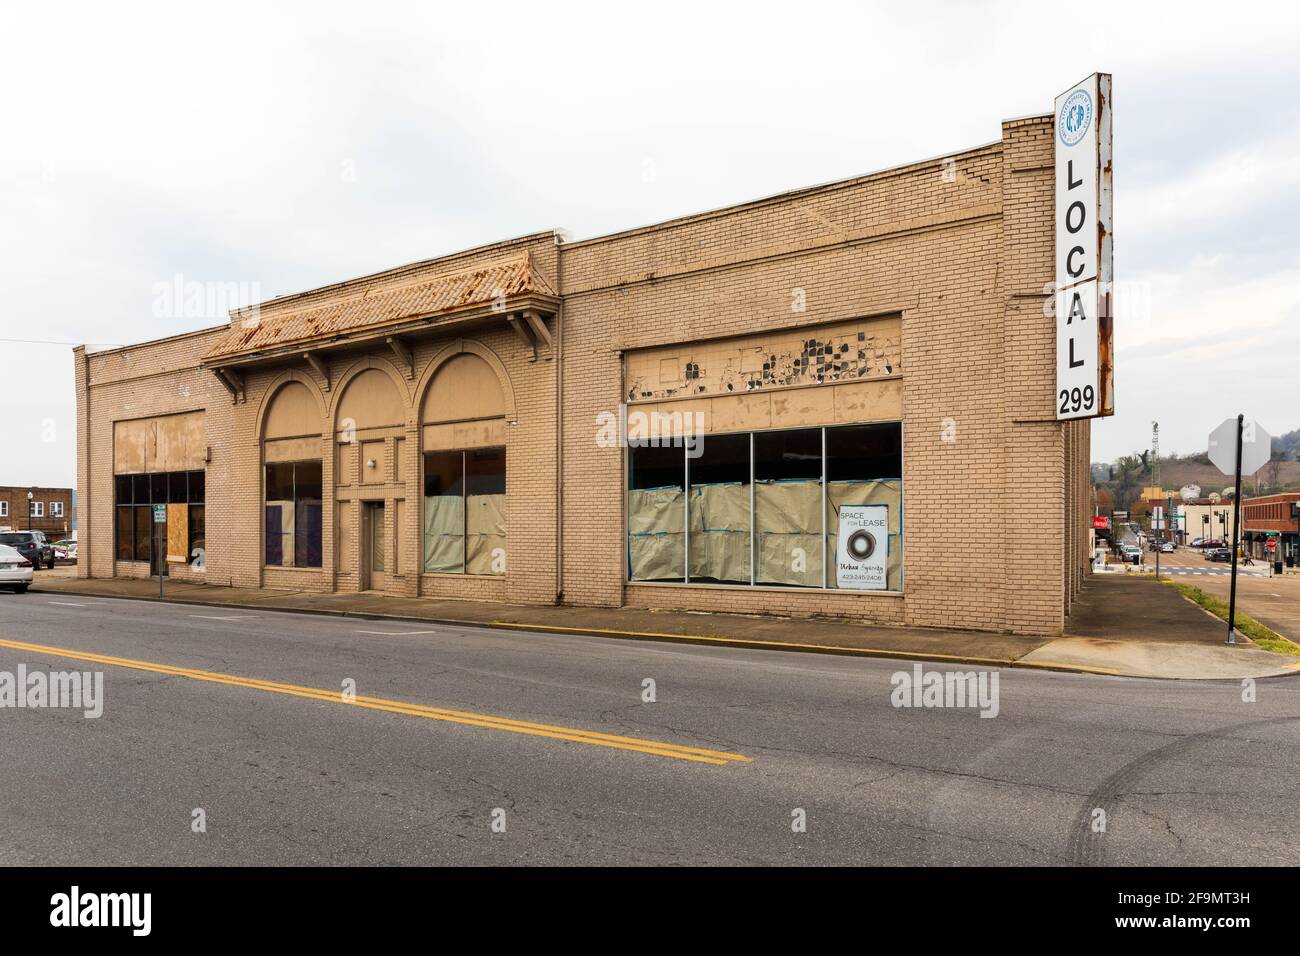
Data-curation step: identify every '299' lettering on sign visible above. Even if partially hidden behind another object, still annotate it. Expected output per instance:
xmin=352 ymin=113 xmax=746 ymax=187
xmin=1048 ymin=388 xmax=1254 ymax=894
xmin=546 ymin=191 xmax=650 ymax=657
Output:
xmin=1053 ymin=72 xmax=1113 ymax=421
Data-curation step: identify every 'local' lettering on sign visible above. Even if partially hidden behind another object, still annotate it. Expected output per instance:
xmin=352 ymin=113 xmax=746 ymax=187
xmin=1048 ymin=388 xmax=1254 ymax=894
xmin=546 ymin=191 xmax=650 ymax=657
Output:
xmin=1054 ymin=73 xmax=1113 ymax=421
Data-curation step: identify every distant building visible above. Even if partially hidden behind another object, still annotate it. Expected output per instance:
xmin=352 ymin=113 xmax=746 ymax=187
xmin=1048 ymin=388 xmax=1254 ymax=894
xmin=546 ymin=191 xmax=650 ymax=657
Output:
xmin=1181 ymin=500 xmax=1236 ymax=544
xmin=1141 ymin=492 xmax=1235 ymax=544
xmin=0 ymin=486 xmax=75 ymax=538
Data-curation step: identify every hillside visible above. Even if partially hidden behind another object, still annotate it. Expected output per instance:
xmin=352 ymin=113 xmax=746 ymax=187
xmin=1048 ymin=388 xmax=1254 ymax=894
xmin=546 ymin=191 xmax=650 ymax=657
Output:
xmin=1091 ymin=426 xmax=1300 ymax=512
xmin=1155 ymin=458 xmax=1300 ymax=494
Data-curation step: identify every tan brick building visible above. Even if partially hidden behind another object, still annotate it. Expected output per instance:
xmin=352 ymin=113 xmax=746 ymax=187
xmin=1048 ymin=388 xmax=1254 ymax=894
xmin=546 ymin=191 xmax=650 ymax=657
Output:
xmin=74 ymin=113 xmax=1093 ymax=636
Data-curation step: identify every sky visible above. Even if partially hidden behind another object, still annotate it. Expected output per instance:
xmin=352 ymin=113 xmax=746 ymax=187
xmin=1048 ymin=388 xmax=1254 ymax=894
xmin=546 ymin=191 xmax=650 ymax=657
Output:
xmin=2 ymin=0 xmax=1299 ymax=488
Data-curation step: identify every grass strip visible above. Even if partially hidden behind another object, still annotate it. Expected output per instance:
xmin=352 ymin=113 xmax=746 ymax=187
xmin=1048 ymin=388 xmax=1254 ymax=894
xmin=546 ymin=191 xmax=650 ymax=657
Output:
xmin=1161 ymin=579 xmax=1300 ymax=656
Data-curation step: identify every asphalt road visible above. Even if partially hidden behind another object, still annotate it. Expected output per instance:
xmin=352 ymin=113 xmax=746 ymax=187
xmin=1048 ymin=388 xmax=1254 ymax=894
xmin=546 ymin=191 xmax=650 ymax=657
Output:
xmin=0 ymin=594 xmax=1297 ymax=866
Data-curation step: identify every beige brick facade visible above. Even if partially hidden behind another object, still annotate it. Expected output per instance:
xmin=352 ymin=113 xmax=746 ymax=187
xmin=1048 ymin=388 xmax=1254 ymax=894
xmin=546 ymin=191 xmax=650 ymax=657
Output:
xmin=75 ymin=114 xmax=1093 ymax=636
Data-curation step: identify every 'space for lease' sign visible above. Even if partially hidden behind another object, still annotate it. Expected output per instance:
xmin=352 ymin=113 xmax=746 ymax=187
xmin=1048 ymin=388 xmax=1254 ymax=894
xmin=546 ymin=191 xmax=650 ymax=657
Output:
xmin=1054 ymin=73 xmax=1113 ymax=421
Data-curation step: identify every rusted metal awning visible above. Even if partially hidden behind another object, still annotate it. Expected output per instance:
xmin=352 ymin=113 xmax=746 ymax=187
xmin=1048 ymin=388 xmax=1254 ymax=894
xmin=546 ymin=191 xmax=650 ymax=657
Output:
xmin=202 ymin=252 xmax=558 ymax=374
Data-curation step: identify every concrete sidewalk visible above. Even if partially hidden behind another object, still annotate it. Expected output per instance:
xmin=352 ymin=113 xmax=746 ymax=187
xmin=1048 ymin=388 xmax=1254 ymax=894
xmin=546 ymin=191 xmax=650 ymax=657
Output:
xmin=25 ymin=570 xmax=1300 ymax=680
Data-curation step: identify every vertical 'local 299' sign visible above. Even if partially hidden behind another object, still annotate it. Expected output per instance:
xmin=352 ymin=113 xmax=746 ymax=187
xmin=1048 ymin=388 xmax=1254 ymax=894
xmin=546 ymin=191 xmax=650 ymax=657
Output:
xmin=1054 ymin=73 xmax=1113 ymax=421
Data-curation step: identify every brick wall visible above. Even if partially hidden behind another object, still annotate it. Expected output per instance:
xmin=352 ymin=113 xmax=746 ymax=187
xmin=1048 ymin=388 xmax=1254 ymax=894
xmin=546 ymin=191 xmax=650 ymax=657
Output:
xmin=76 ymin=118 xmax=1091 ymax=636
xmin=0 ymin=487 xmax=74 ymax=537
xmin=557 ymin=115 xmax=1083 ymax=634
xmin=80 ymin=327 xmax=234 ymax=586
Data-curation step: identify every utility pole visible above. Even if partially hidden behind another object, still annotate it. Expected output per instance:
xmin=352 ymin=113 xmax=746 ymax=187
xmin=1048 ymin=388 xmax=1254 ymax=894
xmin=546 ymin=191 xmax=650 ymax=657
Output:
xmin=1159 ymin=509 xmax=1170 ymax=582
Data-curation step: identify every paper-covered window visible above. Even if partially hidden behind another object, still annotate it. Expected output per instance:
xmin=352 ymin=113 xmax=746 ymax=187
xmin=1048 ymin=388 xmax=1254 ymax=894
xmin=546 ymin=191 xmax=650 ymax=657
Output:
xmin=423 ymin=448 xmax=506 ymax=575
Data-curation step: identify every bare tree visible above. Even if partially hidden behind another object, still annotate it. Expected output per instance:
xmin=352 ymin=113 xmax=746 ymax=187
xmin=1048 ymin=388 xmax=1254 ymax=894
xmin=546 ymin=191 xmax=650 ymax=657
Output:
xmin=1267 ymin=455 xmax=1283 ymax=493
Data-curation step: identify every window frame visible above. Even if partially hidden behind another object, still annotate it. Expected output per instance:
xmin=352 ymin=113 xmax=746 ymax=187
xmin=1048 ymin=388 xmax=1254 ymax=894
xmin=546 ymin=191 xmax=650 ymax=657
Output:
xmin=262 ymin=459 xmax=323 ymax=570
xmin=420 ymin=446 xmax=507 ymax=576
xmin=30 ymin=501 xmax=44 ymax=518
xmin=112 ymin=469 xmax=206 ymax=564
xmin=626 ymin=420 xmax=904 ymax=593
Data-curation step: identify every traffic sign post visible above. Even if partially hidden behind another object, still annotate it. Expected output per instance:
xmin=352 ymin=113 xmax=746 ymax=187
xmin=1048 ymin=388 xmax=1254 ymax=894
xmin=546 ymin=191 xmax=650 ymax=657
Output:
xmin=1208 ymin=416 xmax=1272 ymax=645
xmin=153 ymin=503 xmax=166 ymax=599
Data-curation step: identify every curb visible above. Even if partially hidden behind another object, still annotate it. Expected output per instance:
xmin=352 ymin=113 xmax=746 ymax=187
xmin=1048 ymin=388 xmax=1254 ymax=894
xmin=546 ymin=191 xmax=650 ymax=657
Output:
xmin=24 ymin=585 xmax=1189 ymax=679
xmin=32 ymin=584 xmax=1067 ymax=672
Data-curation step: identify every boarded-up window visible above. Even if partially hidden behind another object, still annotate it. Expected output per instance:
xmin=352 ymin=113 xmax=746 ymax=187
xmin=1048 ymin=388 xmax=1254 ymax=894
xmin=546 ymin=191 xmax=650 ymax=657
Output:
xmin=114 ymin=411 xmax=206 ymax=475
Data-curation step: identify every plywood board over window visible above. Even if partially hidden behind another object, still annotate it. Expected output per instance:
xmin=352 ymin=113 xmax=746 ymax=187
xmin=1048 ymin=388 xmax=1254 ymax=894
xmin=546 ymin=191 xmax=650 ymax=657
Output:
xmin=114 ymin=411 xmax=206 ymax=474
xmin=166 ymin=504 xmax=188 ymax=563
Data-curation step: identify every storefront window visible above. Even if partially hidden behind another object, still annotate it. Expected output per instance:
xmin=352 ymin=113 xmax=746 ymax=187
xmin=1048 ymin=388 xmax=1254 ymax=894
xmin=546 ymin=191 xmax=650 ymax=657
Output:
xmin=189 ymin=505 xmax=206 ymax=567
xmin=264 ymin=461 xmax=322 ymax=568
xmin=626 ymin=423 xmax=903 ymax=591
xmin=755 ymin=428 xmax=823 ymax=587
xmin=423 ymin=451 xmax=464 ymax=573
xmin=627 ymin=442 xmax=685 ymax=582
xmin=133 ymin=505 xmax=150 ymax=560
xmin=112 ymin=470 xmax=206 ymax=564
xmin=423 ymin=448 xmax=506 ymax=575
xmin=115 ymin=506 xmax=133 ymax=561
xmin=688 ymin=432 xmax=750 ymax=584
xmin=825 ymin=424 xmax=903 ymax=592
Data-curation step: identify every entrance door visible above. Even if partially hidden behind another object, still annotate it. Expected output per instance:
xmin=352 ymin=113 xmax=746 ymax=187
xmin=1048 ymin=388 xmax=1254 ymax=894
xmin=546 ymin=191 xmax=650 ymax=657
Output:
xmin=362 ymin=501 xmax=386 ymax=591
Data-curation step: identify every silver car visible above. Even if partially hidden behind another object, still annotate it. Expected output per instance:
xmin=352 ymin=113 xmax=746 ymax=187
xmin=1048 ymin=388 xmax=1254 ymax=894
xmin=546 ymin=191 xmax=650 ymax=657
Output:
xmin=0 ymin=543 xmax=34 ymax=593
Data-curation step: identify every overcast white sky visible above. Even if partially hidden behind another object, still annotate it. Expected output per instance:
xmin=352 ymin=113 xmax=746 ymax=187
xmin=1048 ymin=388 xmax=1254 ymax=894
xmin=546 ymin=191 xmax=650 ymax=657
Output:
xmin=2 ymin=0 xmax=1298 ymax=489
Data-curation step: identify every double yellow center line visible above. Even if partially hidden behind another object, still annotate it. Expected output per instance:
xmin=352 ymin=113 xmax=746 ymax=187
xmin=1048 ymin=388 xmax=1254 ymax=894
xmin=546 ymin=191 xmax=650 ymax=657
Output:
xmin=0 ymin=637 xmax=751 ymax=766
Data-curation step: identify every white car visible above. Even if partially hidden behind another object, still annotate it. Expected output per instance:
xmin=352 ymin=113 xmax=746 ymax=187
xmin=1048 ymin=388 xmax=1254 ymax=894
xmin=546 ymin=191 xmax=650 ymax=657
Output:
xmin=1160 ymin=542 xmax=1175 ymax=553
xmin=0 ymin=543 xmax=34 ymax=593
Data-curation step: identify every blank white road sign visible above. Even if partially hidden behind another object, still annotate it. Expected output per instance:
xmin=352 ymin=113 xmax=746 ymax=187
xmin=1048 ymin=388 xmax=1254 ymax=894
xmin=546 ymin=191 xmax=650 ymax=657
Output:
xmin=1208 ymin=418 xmax=1272 ymax=477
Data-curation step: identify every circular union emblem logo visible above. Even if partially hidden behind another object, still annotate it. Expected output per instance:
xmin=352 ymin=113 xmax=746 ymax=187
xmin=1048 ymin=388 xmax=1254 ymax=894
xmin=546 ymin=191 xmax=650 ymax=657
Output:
xmin=847 ymin=529 xmax=876 ymax=561
xmin=1058 ymin=89 xmax=1092 ymax=146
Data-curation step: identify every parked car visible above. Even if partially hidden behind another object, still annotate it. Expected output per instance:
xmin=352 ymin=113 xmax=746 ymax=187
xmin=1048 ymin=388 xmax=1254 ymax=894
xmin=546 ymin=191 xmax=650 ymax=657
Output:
xmin=0 ymin=531 xmax=53 ymax=569
xmin=52 ymin=538 xmax=77 ymax=560
xmin=0 ymin=543 xmax=33 ymax=593
xmin=1160 ymin=541 xmax=1175 ymax=553
xmin=1190 ymin=537 xmax=1205 ymax=547
xmin=1119 ymin=544 xmax=1142 ymax=565
xmin=1205 ymin=547 xmax=1232 ymax=562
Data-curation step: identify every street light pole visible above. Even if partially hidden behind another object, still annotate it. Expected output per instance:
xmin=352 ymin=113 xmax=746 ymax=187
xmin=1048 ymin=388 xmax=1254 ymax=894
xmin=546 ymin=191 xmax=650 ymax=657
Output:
xmin=26 ymin=491 xmax=33 ymax=532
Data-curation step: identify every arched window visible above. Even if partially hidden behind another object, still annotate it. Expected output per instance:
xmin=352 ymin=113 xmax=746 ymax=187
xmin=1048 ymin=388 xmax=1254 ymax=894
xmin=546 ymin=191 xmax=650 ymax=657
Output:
xmin=263 ymin=381 xmax=323 ymax=568
xmin=421 ymin=353 xmax=508 ymax=575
